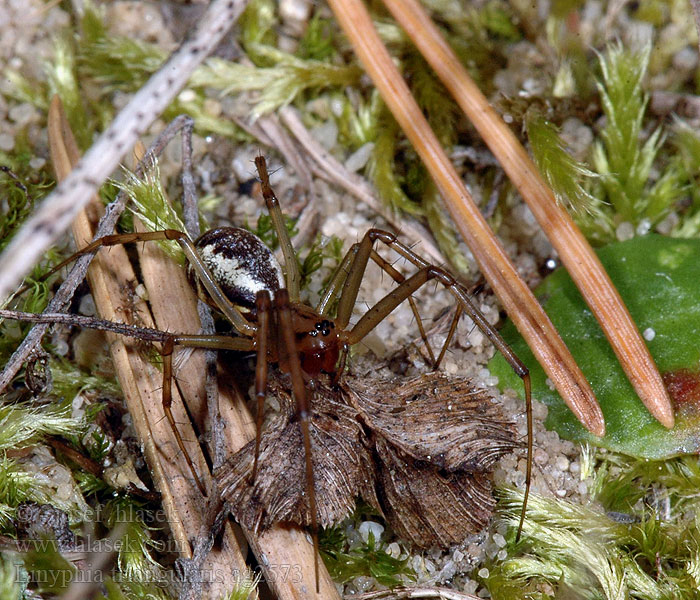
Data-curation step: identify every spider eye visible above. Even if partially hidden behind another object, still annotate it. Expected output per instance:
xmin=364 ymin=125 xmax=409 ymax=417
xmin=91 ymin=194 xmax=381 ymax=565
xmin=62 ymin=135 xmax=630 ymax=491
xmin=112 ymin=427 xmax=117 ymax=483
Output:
xmin=314 ymin=320 xmax=332 ymax=336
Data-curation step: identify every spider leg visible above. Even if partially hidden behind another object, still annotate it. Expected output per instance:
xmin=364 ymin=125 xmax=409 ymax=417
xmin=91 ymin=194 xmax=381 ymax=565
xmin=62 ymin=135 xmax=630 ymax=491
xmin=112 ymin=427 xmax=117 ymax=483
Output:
xmin=255 ymin=156 xmax=302 ymax=302
xmin=274 ymin=288 xmax=321 ymax=593
xmin=367 ymin=250 xmax=437 ymax=366
xmin=316 ymin=243 xmax=359 ymax=316
xmin=434 ymin=304 xmax=462 ymax=369
xmin=161 ymin=336 xmax=207 ymax=496
xmin=160 ymin=333 xmax=255 ymax=497
xmin=253 ymin=291 xmax=271 ymax=481
xmin=318 ymin=243 xmax=436 ymax=365
xmin=340 ymin=228 xmax=532 ymax=541
xmin=16 ymin=230 xmax=255 ymax=337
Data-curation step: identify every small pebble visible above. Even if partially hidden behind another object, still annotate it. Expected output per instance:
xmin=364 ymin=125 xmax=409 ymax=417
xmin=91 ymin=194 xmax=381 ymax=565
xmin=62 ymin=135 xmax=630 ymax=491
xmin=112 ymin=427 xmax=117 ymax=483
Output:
xmin=492 ymin=533 xmax=507 ymax=548
xmin=643 ymin=327 xmax=656 ymax=341
xmin=358 ymin=521 xmax=384 ymax=543
xmin=477 ymin=567 xmax=489 ymax=579
xmin=534 ymin=448 xmax=549 ymax=466
xmin=555 ymin=456 xmax=570 ymax=471
xmin=345 ymin=142 xmax=374 ymax=173
xmin=0 ymin=133 xmax=15 ymax=151
xmin=311 ymin=119 xmax=338 ymax=150
xmin=616 ymin=221 xmax=634 ymax=242
xmin=636 ymin=218 xmax=651 ymax=236
xmin=8 ymin=102 xmax=36 ymax=125
xmin=79 ymin=294 xmax=96 ymax=317
xmin=56 ymin=482 xmax=73 ymax=500
xmin=178 ymin=89 xmax=197 ymax=103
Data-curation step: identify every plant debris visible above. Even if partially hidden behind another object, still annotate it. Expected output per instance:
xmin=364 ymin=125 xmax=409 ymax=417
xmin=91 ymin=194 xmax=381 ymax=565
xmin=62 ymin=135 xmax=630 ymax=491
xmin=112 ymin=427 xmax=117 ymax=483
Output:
xmin=216 ymin=370 xmax=518 ymax=549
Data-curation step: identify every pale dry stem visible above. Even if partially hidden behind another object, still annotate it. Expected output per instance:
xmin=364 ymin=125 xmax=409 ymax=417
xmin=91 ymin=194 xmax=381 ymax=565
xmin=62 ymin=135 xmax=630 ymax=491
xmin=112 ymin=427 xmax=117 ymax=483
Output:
xmin=46 ymin=97 xmax=340 ymax=599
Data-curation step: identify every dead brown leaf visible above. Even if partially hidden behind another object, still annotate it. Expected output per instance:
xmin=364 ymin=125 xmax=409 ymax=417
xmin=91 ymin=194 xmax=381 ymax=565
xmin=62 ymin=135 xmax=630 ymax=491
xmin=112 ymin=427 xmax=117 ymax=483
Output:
xmin=216 ymin=371 xmax=518 ymax=549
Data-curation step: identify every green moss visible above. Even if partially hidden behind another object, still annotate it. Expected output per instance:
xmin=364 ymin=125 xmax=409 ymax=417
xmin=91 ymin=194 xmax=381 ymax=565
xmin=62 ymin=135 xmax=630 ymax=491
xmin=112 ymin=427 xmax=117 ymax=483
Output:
xmin=190 ymin=48 xmax=362 ymax=118
xmin=489 ymin=479 xmax=700 ymax=599
xmin=239 ymin=0 xmax=278 ymax=51
xmin=78 ymin=4 xmax=167 ymax=97
xmin=365 ymin=110 xmax=423 ymax=217
xmin=526 ymin=113 xmax=600 ymax=215
xmin=0 ymin=403 xmax=81 ymax=454
xmin=321 ymin=526 xmax=416 ymax=587
xmin=114 ymin=162 xmax=187 ymax=263
xmin=0 ymin=456 xmax=86 ymax=530
xmin=585 ymin=41 xmax=691 ymax=240
xmin=22 ymin=540 xmax=76 ymax=595
xmin=0 ymin=161 xmax=54 ymax=255
xmin=0 ymin=556 xmax=22 ymax=599
xmin=102 ymin=496 xmax=163 ymax=585
xmin=297 ymin=15 xmax=337 ymax=61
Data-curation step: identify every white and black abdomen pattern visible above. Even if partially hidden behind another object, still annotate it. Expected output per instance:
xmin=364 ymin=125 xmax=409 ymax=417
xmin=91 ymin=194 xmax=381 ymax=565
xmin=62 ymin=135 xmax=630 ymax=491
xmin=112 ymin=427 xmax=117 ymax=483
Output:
xmin=189 ymin=227 xmax=284 ymax=311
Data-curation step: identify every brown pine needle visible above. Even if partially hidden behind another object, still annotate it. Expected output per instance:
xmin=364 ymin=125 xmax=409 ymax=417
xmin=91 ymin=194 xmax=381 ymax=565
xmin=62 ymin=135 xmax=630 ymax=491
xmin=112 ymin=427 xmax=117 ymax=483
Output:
xmin=327 ymin=0 xmax=606 ymax=436
xmin=380 ymin=0 xmax=674 ymax=430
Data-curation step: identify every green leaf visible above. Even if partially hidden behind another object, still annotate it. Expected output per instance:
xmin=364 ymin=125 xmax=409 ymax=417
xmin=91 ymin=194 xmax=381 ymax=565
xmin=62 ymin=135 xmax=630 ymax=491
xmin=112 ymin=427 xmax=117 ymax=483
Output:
xmin=489 ymin=235 xmax=700 ymax=459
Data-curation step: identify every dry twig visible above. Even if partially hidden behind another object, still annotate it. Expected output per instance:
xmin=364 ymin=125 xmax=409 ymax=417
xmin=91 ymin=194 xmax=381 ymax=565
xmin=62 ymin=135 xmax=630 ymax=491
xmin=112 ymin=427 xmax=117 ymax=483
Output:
xmin=0 ymin=0 xmax=248 ymax=303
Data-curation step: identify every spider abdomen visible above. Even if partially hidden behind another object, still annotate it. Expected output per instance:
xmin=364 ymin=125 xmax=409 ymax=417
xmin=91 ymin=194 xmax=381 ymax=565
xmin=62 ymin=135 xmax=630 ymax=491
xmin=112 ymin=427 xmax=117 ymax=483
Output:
xmin=188 ymin=227 xmax=284 ymax=311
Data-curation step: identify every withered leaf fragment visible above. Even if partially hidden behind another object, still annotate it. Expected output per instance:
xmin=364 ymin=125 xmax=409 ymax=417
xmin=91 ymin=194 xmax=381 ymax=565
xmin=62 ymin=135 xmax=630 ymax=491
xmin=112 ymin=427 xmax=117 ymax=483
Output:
xmin=374 ymin=438 xmax=496 ymax=547
xmin=345 ymin=375 xmax=518 ymax=473
xmin=216 ymin=371 xmax=518 ymax=549
xmin=217 ymin=376 xmax=377 ymax=530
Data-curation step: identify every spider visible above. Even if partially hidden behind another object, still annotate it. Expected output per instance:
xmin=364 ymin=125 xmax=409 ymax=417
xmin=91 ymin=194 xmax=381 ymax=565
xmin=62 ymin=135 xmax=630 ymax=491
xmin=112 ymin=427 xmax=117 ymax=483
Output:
xmin=3 ymin=154 xmax=532 ymax=591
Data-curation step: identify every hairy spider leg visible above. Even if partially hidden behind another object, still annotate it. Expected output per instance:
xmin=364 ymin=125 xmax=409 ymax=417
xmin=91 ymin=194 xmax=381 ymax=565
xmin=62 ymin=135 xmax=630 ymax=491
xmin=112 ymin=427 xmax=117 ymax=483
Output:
xmin=317 ymin=245 xmax=437 ymax=366
xmin=273 ymin=288 xmax=321 ymax=593
xmin=15 ymin=226 xmax=268 ymax=494
xmin=19 ymin=229 xmax=256 ymax=337
xmin=162 ymin=332 xmax=255 ymax=495
xmin=329 ymin=227 xmax=533 ymax=541
xmin=161 ymin=336 xmax=206 ymax=495
xmin=365 ymin=250 xmax=438 ymax=366
xmin=255 ymin=156 xmax=302 ymax=302
xmin=253 ymin=291 xmax=271 ymax=481
xmin=0 ymin=303 xmax=257 ymax=495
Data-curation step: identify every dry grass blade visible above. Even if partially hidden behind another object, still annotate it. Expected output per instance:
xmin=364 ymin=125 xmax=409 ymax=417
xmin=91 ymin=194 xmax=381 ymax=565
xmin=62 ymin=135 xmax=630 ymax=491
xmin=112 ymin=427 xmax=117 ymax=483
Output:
xmin=48 ymin=97 xmax=249 ymax=599
xmin=48 ymin=98 xmax=340 ymax=599
xmin=381 ymin=0 xmax=674 ymax=430
xmin=325 ymin=0 xmax=605 ymax=436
